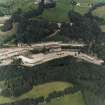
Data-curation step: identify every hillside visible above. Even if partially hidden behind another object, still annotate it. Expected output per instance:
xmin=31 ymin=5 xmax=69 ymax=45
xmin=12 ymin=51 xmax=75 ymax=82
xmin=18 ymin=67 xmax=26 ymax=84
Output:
xmin=0 ymin=57 xmax=105 ymax=105
xmin=35 ymin=0 xmax=105 ymax=21
xmin=0 ymin=0 xmax=104 ymax=21
xmin=0 ymin=1 xmax=105 ymax=105
xmin=0 ymin=0 xmax=105 ymax=53
xmin=0 ymin=0 xmax=104 ymax=23
xmin=43 ymin=92 xmax=85 ymax=105
xmin=0 ymin=82 xmax=73 ymax=104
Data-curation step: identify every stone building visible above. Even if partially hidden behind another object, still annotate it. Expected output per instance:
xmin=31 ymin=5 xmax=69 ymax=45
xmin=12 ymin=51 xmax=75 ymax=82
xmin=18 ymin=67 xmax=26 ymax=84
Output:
xmin=34 ymin=0 xmax=56 ymax=8
xmin=35 ymin=0 xmax=55 ymax=4
xmin=45 ymin=44 xmax=62 ymax=52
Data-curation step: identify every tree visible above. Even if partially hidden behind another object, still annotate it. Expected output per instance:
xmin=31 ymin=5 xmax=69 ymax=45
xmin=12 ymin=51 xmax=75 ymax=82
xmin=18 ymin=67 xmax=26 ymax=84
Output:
xmin=8 ymin=0 xmax=15 ymax=14
xmin=12 ymin=58 xmax=23 ymax=65
xmin=71 ymin=0 xmax=77 ymax=11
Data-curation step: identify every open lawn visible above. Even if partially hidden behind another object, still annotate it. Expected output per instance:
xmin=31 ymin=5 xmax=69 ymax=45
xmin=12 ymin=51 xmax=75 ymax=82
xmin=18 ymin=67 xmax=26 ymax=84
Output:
xmin=0 ymin=82 xmax=73 ymax=104
xmin=0 ymin=91 xmax=85 ymax=105
xmin=92 ymin=6 xmax=105 ymax=32
xmin=92 ymin=6 xmax=105 ymax=18
xmin=42 ymin=91 xmax=85 ymax=105
xmin=19 ymin=81 xmax=73 ymax=99
xmin=0 ymin=0 xmax=8 ymax=4
xmin=38 ymin=0 xmax=104 ymax=21
xmin=40 ymin=0 xmax=71 ymax=22
xmin=100 ymin=25 xmax=105 ymax=32
xmin=39 ymin=0 xmax=92 ymax=21
xmin=0 ymin=0 xmax=104 ymax=22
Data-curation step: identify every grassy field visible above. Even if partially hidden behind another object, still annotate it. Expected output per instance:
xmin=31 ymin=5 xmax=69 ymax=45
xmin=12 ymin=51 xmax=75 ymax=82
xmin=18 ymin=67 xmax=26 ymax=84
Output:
xmin=100 ymin=25 xmax=105 ymax=32
xmin=38 ymin=0 xmax=104 ymax=22
xmin=0 ymin=82 xmax=74 ymax=104
xmin=92 ymin=6 xmax=105 ymax=32
xmin=42 ymin=92 xmax=85 ymax=105
xmin=19 ymin=82 xmax=73 ymax=99
xmin=0 ymin=0 xmax=8 ymax=4
xmin=0 ymin=0 xmax=104 ymax=22
xmin=0 ymin=92 xmax=85 ymax=105
xmin=92 ymin=6 xmax=105 ymax=18
xmin=38 ymin=0 xmax=90 ymax=21
xmin=40 ymin=0 xmax=71 ymax=22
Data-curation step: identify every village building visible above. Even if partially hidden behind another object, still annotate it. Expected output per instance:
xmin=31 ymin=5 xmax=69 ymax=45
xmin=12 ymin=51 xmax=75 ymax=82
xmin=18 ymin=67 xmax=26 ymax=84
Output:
xmin=45 ymin=44 xmax=62 ymax=52
xmin=76 ymin=2 xmax=81 ymax=7
xmin=34 ymin=0 xmax=56 ymax=8
xmin=35 ymin=0 xmax=55 ymax=4
xmin=57 ymin=23 xmax=62 ymax=29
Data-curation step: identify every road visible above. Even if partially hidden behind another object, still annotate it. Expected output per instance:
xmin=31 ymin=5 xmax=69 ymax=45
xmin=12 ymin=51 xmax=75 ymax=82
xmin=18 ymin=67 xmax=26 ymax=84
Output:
xmin=0 ymin=41 xmax=86 ymax=60
xmin=0 ymin=47 xmax=32 ymax=60
xmin=18 ymin=51 xmax=104 ymax=67
xmin=0 ymin=42 xmax=104 ymax=67
xmin=0 ymin=41 xmax=85 ymax=59
xmin=0 ymin=15 xmax=11 ymax=24
xmin=47 ymin=29 xmax=60 ymax=38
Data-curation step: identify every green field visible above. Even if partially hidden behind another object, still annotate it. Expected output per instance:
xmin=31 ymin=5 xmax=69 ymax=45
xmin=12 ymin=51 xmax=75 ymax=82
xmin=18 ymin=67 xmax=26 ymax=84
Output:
xmin=19 ymin=82 xmax=73 ymax=99
xmin=40 ymin=0 xmax=71 ymax=22
xmin=0 ymin=0 xmax=8 ymax=4
xmin=43 ymin=92 xmax=85 ymax=105
xmin=0 ymin=82 xmax=74 ymax=104
xmin=0 ymin=0 xmax=104 ymax=22
xmin=100 ymin=25 xmax=105 ymax=32
xmin=92 ymin=6 xmax=105 ymax=32
xmin=92 ymin=6 xmax=105 ymax=18
xmin=0 ymin=91 xmax=85 ymax=105
xmin=37 ymin=0 xmax=105 ymax=22
xmin=38 ymin=0 xmax=90 ymax=21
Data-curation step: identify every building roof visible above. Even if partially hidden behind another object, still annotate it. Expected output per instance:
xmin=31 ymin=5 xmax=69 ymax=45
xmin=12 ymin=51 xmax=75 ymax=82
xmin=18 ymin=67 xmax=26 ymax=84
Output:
xmin=35 ymin=0 xmax=55 ymax=4
xmin=46 ymin=44 xmax=61 ymax=49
